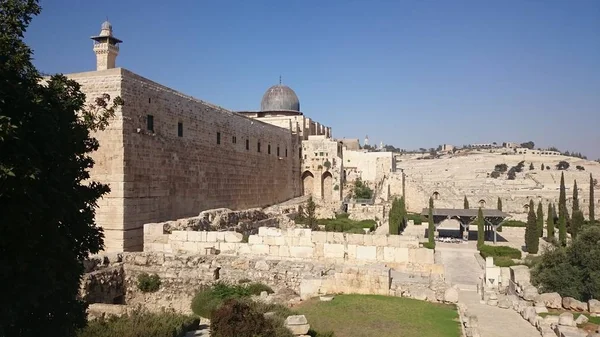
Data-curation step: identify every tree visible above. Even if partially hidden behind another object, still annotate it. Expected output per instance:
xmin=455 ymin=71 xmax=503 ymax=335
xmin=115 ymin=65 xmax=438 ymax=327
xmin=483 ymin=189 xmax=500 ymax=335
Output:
xmin=0 ymin=2 xmax=124 ymax=335
xmin=496 ymin=197 xmax=503 ymax=232
xmin=525 ymin=200 xmax=539 ymax=253
xmin=477 ymin=207 xmax=484 ymax=248
xmin=556 ymin=161 xmax=570 ymax=170
xmin=536 ymin=201 xmax=544 ymax=237
xmin=494 ymin=163 xmax=508 ymax=173
xmin=428 ymin=197 xmax=435 ymax=245
xmin=520 ymin=141 xmax=535 ymax=149
xmin=464 ymin=195 xmax=469 ymax=209
xmin=541 ymin=163 xmax=545 ymax=171
xmin=388 ymin=197 xmax=399 ymax=235
xmin=558 ymin=172 xmax=567 ymax=246
xmin=571 ymin=210 xmax=583 ymax=240
xmin=352 ymin=178 xmax=373 ymax=199
xmin=590 ymin=174 xmax=595 ymax=224
xmin=529 ymin=162 xmax=535 ymax=170
xmin=547 ymin=203 xmax=555 ymax=240
xmin=398 ymin=196 xmax=407 ymax=232
xmin=304 ymin=196 xmax=318 ymax=230
xmin=572 ymin=180 xmax=579 ymax=213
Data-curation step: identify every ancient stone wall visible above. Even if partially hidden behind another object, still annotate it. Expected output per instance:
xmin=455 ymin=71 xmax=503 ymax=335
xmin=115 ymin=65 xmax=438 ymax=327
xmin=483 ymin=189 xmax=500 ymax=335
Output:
xmin=68 ymin=68 xmax=304 ymax=251
xmin=343 ymin=150 xmax=396 ymax=182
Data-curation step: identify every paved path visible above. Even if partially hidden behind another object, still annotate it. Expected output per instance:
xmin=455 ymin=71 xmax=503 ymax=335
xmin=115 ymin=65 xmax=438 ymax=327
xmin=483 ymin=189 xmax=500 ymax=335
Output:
xmin=436 ymin=244 xmax=481 ymax=289
xmin=459 ymin=291 xmax=540 ymax=337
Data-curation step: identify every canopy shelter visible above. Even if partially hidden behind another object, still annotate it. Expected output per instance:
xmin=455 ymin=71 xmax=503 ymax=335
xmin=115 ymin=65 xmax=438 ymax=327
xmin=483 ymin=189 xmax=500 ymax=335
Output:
xmin=420 ymin=208 xmax=511 ymax=244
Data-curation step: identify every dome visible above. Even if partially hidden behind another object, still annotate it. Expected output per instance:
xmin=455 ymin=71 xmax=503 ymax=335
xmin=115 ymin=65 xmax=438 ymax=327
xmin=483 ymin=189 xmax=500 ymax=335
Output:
xmin=101 ymin=20 xmax=112 ymax=30
xmin=260 ymin=84 xmax=300 ymax=112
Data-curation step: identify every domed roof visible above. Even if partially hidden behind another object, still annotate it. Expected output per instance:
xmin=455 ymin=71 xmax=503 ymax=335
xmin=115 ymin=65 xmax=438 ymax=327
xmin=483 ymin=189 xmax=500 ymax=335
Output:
xmin=101 ymin=20 xmax=112 ymax=30
xmin=260 ymin=84 xmax=300 ymax=112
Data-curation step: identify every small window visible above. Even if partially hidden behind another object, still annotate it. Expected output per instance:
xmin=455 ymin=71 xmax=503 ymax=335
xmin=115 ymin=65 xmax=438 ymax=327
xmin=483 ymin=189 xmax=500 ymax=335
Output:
xmin=268 ymin=144 xmax=271 ymax=154
xmin=258 ymin=142 xmax=261 ymax=153
xmin=148 ymin=98 xmax=151 ymax=104
xmin=315 ymin=153 xmax=318 ymax=157
xmin=217 ymin=132 xmax=221 ymax=144
xmin=232 ymin=136 xmax=236 ymax=144
xmin=277 ymin=147 xmax=280 ymax=156
xmin=177 ymin=122 xmax=183 ymax=137
xmin=147 ymin=115 xmax=154 ymax=132
xmin=285 ymin=148 xmax=288 ymax=157
xmin=246 ymin=139 xmax=249 ymax=150
xmin=320 ymin=152 xmax=323 ymax=156
xmin=304 ymin=155 xmax=307 ymax=159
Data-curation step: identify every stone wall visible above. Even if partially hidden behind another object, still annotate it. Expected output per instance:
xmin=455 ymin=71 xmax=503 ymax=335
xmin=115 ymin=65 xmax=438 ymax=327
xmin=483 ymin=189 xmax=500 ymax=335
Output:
xmin=144 ymin=225 xmax=435 ymax=268
xmin=68 ymin=68 xmax=304 ymax=251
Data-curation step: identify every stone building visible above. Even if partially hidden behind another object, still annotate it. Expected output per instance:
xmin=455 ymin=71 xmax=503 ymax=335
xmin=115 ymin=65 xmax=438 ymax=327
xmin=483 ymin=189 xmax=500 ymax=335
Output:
xmin=301 ymin=136 xmax=344 ymax=201
xmin=63 ymin=21 xmax=334 ymax=251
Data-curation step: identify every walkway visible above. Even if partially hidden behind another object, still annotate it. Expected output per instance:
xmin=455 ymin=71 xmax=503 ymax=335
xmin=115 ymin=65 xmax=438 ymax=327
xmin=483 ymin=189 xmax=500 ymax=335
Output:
xmin=436 ymin=244 xmax=481 ymax=290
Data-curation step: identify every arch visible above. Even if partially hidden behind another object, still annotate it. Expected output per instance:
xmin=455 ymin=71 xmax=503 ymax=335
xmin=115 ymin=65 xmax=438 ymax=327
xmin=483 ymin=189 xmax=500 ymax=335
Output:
xmin=301 ymin=170 xmax=315 ymax=196
xmin=432 ymin=191 xmax=440 ymax=200
xmin=321 ymin=171 xmax=333 ymax=201
xmin=523 ymin=204 xmax=530 ymax=212
xmin=478 ymin=199 xmax=486 ymax=208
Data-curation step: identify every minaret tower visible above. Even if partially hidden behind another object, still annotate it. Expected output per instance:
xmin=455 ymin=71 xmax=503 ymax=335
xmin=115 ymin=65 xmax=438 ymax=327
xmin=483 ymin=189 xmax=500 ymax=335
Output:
xmin=91 ymin=20 xmax=122 ymax=71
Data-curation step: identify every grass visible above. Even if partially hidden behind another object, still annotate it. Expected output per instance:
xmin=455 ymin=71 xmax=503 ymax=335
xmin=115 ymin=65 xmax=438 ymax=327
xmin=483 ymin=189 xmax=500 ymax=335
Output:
xmin=296 ymin=294 xmax=460 ymax=337
xmin=479 ymin=244 xmax=522 ymax=259
xmin=191 ymin=282 xmax=273 ymax=319
xmin=500 ymin=220 xmax=527 ymax=227
xmin=77 ymin=310 xmax=199 ymax=337
xmin=406 ymin=213 xmax=425 ymax=225
xmin=318 ymin=213 xmax=377 ymax=233
xmin=493 ymin=256 xmax=516 ymax=267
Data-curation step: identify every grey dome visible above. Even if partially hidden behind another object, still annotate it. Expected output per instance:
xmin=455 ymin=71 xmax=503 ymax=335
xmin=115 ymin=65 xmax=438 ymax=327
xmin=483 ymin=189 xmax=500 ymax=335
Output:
xmin=101 ymin=20 xmax=112 ymax=30
xmin=260 ymin=84 xmax=300 ymax=111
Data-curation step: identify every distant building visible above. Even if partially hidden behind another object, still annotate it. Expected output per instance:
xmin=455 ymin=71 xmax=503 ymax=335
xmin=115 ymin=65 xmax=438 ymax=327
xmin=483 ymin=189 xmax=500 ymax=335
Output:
xmin=338 ymin=138 xmax=360 ymax=151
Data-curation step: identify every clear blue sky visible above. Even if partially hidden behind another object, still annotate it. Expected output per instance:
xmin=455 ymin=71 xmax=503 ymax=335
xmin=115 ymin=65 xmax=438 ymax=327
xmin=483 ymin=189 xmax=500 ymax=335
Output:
xmin=26 ymin=0 xmax=600 ymax=158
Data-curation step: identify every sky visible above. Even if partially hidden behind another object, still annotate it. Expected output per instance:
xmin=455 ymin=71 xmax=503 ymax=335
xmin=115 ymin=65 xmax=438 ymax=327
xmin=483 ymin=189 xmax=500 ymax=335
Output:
xmin=25 ymin=0 xmax=600 ymax=159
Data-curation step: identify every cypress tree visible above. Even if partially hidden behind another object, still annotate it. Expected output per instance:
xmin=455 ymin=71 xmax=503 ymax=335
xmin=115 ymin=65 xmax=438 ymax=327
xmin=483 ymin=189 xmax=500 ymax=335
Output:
xmin=428 ymin=197 xmax=435 ymax=245
xmin=541 ymin=163 xmax=545 ymax=171
xmin=537 ymin=201 xmax=544 ymax=237
xmin=525 ymin=200 xmax=539 ymax=253
xmin=572 ymin=180 xmax=579 ymax=213
xmin=388 ymin=197 xmax=399 ymax=235
xmin=464 ymin=195 xmax=469 ymax=209
xmin=590 ymin=174 xmax=595 ymax=224
xmin=399 ymin=196 xmax=407 ymax=232
xmin=558 ymin=173 xmax=567 ymax=246
xmin=571 ymin=210 xmax=583 ymax=239
xmin=546 ymin=203 xmax=555 ymax=240
xmin=497 ymin=197 xmax=503 ymax=232
xmin=477 ymin=207 xmax=484 ymax=248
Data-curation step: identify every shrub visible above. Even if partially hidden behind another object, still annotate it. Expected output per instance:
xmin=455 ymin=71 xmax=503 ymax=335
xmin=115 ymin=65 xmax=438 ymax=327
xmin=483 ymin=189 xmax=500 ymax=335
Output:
xmin=406 ymin=213 xmax=424 ymax=225
xmin=479 ymin=244 xmax=522 ymax=259
xmin=576 ymin=165 xmax=585 ymax=171
xmin=246 ymin=283 xmax=274 ymax=295
xmin=137 ymin=273 xmax=161 ymax=293
xmin=494 ymin=163 xmax=508 ymax=173
xmin=422 ymin=242 xmax=435 ymax=249
xmin=320 ymin=217 xmax=376 ymax=233
xmin=191 ymin=282 xmax=273 ymax=319
xmin=500 ymin=220 xmax=527 ymax=227
xmin=490 ymin=171 xmax=501 ymax=178
xmin=210 ymin=299 xmax=288 ymax=337
xmin=494 ymin=256 xmax=516 ymax=267
xmin=77 ymin=309 xmax=199 ymax=337
xmin=556 ymin=161 xmax=570 ymax=170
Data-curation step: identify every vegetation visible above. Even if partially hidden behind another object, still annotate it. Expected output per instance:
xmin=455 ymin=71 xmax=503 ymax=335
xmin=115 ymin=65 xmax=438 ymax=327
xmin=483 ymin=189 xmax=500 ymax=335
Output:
xmin=531 ymin=226 xmax=600 ymax=301
xmin=558 ymin=172 xmax=567 ymax=246
xmin=478 ymin=245 xmax=522 ymax=259
xmin=319 ymin=214 xmax=376 ymax=233
xmin=571 ymin=210 xmax=583 ymax=240
xmin=520 ymin=141 xmax=535 ymax=149
xmin=529 ymin=162 xmax=535 ymax=170
xmin=556 ymin=161 xmax=570 ymax=170
xmin=352 ymin=178 xmax=373 ymax=199
xmin=388 ymin=197 xmax=407 ymax=234
xmin=590 ymin=174 xmax=595 ymax=223
xmin=541 ymin=163 xmax=545 ymax=171
xmin=493 ymin=256 xmax=517 ymax=267
xmin=137 ymin=273 xmax=162 ymax=293
xmin=572 ymin=180 xmax=579 ymax=213
xmin=546 ymin=203 xmax=555 ymax=239
xmin=576 ymin=165 xmax=585 ymax=171
xmin=428 ymin=197 xmax=435 ymax=246
xmin=463 ymin=195 xmax=469 ymax=209
xmin=0 ymin=2 xmax=126 ymax=336
xmin=494 ymin=163 xmax=508 ymax=173
xmin=500 ymin=220 xmax=527 ymax=227
xmin=191 ymin=282 xmax=273 ymax=319
xmin=490 ymin=171 xmax=501 ymax=178
xmin=422 ymin=242 xmax=435 ymax=249
xmin=536 ymin=201 xmax=544 ymax=238
xmin=476 ymin=207 xmax=484 ymax=248
xmin=295 ymin=197 xmax=318 ymax=230
xmin=406 ymin=212 xmax=425 ymax=225
xmin=297 ymin=294 xmax=460 ymax=337
xmin=210 ymin=299 xmax=292 ymax=337
xmin=77 ymin=310 xmax=199 ymax=337
xmin=525 ymin=200 xmax=539 ymax=253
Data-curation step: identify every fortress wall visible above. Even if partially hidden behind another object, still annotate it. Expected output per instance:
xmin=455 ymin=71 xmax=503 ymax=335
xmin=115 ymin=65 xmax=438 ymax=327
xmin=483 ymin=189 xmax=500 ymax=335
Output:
xmin=71 ymin=68 xmax=302 ymax=251
xmin=144 ymin=225 xmax=436 ymax=268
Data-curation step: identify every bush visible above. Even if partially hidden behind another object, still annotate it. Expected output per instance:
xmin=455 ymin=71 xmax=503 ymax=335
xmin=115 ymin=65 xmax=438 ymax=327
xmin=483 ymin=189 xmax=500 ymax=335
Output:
xmin=479 ymin=244 xmax=522 ymax=259
xmin=494 ymin=256 xmax=516 ymax=267
xmin=490 ymin=171 xmax=501 ymax=178
xmin=77 ymin=309 xmax=199 ymax=337
xmin=191 ymin=282 xmax=273 ymax=319
xmin=500 ymin=220 xmax=527 ymax=227
xmin=556 ymin=161 xmax=570 ymax=170
xmin=494 ymin=163 xmax=508 ymax=173
xmin=210 ymin=299 xmax=290 ymax=337
xmin=137 ymin=273 xmax=161 ymax=293
xmin=246 ymin=283 xmax=274 ymax=295
xmin=320 ymin=217 xmax=376 ymax=233
xmin=406 ymin=213 xmax=425 ymax=225
xmin=422 ymin=242 xmax=435 ymax=249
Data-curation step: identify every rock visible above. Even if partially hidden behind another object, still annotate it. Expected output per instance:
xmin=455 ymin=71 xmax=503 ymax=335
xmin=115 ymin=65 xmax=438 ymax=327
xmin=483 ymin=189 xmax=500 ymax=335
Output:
xmin=535 ymin=306 xmax=549 ymax=314
xmin=489 ymin=292 xmax=498 ymax=300
xmin=589 ymin=299 xmax=600 ymax=314
xmin=263 ymin=311 xmax=275 ymax=318
xmin=260 ymin=291 xmax=269 ymax=298
xmin=287 ymin=324 xmax=310 ymax=335
xmin=559 ymin=312 xmax=575 ymax=327
xmin=544 ymin=314 xmax=560 ymax=326
xmin=487 ymin=299 xmax=498 ymax=306
xmin=509 ymin=265 xmax=531 ymax=286
xmin=574 ymin=314 xmax=588 ymax=325
xmin=444 ymin=287 xmax=459 ymax=303
xmin=255 ymin=260 xmax=270 ymax=271
xmin=498 ymin=298 xmax=511 ymax=309
xmin=536 ymin=292 xmax=563 ymax=309
xmin=285 ymin=315 xmax=308 ymax=325
xmin=319 ymin=295 xmax=334 ymax=302
xmin=285 ymin=315 xmax=310 ymax=335
xmin=563 ymin=297 xmax=587 ymax=312
xmin=522 ymin=307 xmax=537 ymax=321
xmin=523 ymin=286 xmax=539 ymax=301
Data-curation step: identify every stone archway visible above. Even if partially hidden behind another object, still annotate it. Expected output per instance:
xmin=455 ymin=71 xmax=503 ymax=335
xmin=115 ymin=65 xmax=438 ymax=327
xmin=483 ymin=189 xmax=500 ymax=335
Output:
xmin=479 ymin=199 xmax=486 ymax=208
xmin=523 ymin=204 xmax=530 ymax=212
xmin=302 ymin=171 xmax=315 ymax=196
xmin=433 ymin=191 xmax=440 ymax=200
xmin=322 ymin=171 xmax=333 ymax=201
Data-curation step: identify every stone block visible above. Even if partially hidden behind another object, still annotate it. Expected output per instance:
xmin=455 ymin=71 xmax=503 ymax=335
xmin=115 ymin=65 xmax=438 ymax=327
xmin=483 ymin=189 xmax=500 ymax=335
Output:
xmin=290 ymin=246 xmax=314 ymax=258
xmin=347 ymin=244 xmax=357 ymax=260
xmin=258 ymin=227 xmax=269 ymax=237
xmin=535 ymin=292 xmax=562 ymax=309
xmin=206 ymin=232 xmax=217 ymax=242
xmin=144 ymin=242 xmax=165 ymax=252
xmin=386 ymin=235 xmax=401 ymax=247
xmin=563 ymin=297 xmax=587 ymax=312
xmin=363 ymin=235 xmax=373 ymax=246
xmin=300 ymin=279 xmax=322 ymax=300
xmin=294 ymin=236 xmax=313 ymax=246
xmin=181 ymin=241 xmax=198 ymax=252
xmin=287 ymin=323 xmax=310 ymax=335
xmin=523 ymin=286 xmax=539 ymax=301
xmin=143 ymin=223 xmax=164 ymax=236
xmin=224 ymin=232 xmax=243 ymax=243
xmin=332 ymin=232 xmax=345 ymax=244
xmin=265 ymin=227 xmax=283 ymax=237
xmin=412 ymin=248 xmax=434 ymax=264
xmin=575 ymin=314 xmax=588 ymax=325
xmin=589 ymin=299 xmax=600 ymax=313
xmin=323 ymin=244 xmax=345 ymax=259
xmin=395 ymin=247 xmax=409 ymax=263
xmin=509 ymin=265 xmax=531 ymax=286
xmin=313 ymin=243 xmax=324 ymax=258
xmin=248 ymin=235 xmax=262 ymax=244
xmin=347 ymin=233 xmax=364 ymax=245
xmin=356 ymin=246 xmax=377 ymax=260
xmin=170 ymin=231 xmax=188 ymax=242
xmin=187 ymin=231 xmax=203 ymax=242
xmin=383 ymin=247 xmax=396 ymax=262
xmin=558 ymin=312 xmax=574 ymax=326
xmin=293 ymin=228 xmax=312 ymax=237
xmin=219 ymin=242 xmax=238 ymax=253
xmin=279 ymin=245 xmax=290 ymax=257
xmin=215 ymin=232 xmax=226 ymax=242
xmin=251 ymin=244 xmax=270 ymax=255
xmin=238 ymin=243 xmax=251 ymax=255
xmin=285 ymin=315 xmax=308 ymax=325
xmin=376 ymin=246 xmax=384 ymax=260
xmin=372 ymin=235 xmax=387 ymax=246
xmin=311 ymin=231 xmax=326 ymax=243
xmin=269 ymin=245 xmax=279 ymax=256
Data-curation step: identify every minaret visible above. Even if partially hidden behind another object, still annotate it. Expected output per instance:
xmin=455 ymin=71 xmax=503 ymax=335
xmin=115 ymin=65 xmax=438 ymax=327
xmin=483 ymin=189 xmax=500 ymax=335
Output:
xmin=91 ymin=20 xmax=122 ymax=71
xmin=364 ymin=135 xmax=369 ymax=146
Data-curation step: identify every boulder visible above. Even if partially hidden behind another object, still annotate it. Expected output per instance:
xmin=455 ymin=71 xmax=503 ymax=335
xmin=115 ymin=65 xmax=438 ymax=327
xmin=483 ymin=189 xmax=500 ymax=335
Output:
xmin=589 ymin=299 xmax=600 ymax=314
xmin=255 ymin=260 xmax=270 ymax=271
xmin=285 ymin=315 xmax=308 ymax=325
xmin=522 ymin=286 xmax=539 ymax=301
xmin=444 ymin=287 xmax=459 ymax=303
xmin=498 ymin=298 xmax=511 ymax=309
xmin=509 ymin=265 xmax=531 ymax=286
xmin=535 ymin=306 xmax=549 ymax=314
xmin=574 ymin=314 xmax=588 ymax=325
xmin=535 ymin=292 xmax=563 ymax=309
xmin=558 ymin=312 xmax=574 ymax=327
xmin=563 ymin=297 xmax=587 ymax=312
xmin=285 ymin=315 xmax=310 ymax=335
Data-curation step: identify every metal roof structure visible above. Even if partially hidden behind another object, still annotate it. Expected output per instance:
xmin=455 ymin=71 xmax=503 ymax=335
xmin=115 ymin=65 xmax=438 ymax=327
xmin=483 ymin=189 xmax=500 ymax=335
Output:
xmin=420 ymin=208 xmax=511 ymax=218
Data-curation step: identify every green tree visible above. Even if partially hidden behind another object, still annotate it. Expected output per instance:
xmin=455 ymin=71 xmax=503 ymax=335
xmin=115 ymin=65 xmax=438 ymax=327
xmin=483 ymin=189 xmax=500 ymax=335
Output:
xmin=541 ymin=163 xmax=545 ymax=171
xmin=525 ymin=200 xmax=539 ymax=253
xmin=398 ymin=196 xmax=407 ymax=232
xmin=590 ymin=174 xmax=595 ymax=224
xmin=304 ymin=196 xmax=318 ymax=230
xmin=0 ymin=1 xmax=123 ymax=335
xmin=352 ymin=178 xmax=373 ymax=199
xmin=537 ymin=201 xmax=544 ymax=237
xmin=464 ymin=195 xmax=469 ymax=209
xmin=529 ymin=162 xmax=534 ymax=170
xmin=428 ymin=197 xmax=435 ymax=245
xmin=571 ymin=210 xmax=583 ymax=239
xmin=476 ymin=207 xmax=484 ymax=247
xmin=388 ymin=197 xmax=399 ymax=235
xmin=572 ymin=180 xmax=579 ymax=213
xmin=558 ymin=173 xmax=567 ymax=246
xmin=497 ymin=197 xmax=503 ymax=232
xmin=547 ymin=203 xmax=555 ymax=240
